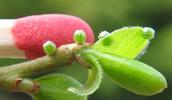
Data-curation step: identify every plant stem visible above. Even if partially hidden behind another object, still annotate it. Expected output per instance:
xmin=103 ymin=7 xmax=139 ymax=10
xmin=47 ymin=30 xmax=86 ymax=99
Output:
xmin=0 ymin=43 xmax=89 ymax=94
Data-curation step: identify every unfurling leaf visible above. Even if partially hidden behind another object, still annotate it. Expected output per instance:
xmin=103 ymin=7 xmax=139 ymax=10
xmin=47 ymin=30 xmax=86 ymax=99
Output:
xmin=32 ymin=74 xmax=87 ymax=100
xmin=80 ymin=49 xmax=167 ymax=96
xmin=68 ymin=54 xmax=103 ymax=96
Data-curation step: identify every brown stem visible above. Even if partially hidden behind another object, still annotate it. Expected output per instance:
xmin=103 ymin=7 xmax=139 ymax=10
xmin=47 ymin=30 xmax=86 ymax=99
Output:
xmin=0 ymin=43 xmax=90 ymax=94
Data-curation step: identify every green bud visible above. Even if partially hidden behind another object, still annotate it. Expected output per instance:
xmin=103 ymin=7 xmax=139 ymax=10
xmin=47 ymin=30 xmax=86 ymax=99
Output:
xmin=142 ymin=27 xmax=155 ymax=40
xmin=73 ymin=30 xmax=86 ymax=44
xmin=98 ymin=31 xmax=110 ymax=39
xmin=43 ymin=41 xmax=57 ymax=56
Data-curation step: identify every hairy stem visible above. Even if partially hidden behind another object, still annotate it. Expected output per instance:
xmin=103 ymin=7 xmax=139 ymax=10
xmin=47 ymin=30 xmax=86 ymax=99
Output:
xmin=0 ymin=43 xmax=89 ymax=94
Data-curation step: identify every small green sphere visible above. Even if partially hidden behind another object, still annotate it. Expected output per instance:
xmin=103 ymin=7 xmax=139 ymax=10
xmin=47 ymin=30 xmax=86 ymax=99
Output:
xmin=43 ymin=41 xmax=57 ymax=56
xmin=73 ymin=30 xmax=86 ymax=44
xmin=142 ymin=27 xmax=155 ymax=40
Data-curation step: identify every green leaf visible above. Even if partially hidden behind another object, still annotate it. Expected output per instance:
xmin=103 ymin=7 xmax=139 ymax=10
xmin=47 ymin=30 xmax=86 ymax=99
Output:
xmin=80 ymin=49 xmax=167 ymax=96
xmin=32 ymin=74 xmax=87 ymax=100
xmin=92 ymin=26 xmax=155 ymax=59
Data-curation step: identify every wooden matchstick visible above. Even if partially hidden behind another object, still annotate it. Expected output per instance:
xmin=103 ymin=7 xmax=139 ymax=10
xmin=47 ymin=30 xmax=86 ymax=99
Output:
xmin=0 ymin=20 xmax=25 ymax=58
xmin=0 ymin=14 xmax=94 ymax=59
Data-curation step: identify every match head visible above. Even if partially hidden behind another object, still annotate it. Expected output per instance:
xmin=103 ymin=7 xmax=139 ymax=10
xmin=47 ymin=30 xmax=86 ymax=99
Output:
xmin=12 ymin=14 xmax=94 ymax=59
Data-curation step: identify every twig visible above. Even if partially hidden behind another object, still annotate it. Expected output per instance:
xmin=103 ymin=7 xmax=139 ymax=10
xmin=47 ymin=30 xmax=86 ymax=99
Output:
xmin=0 ymin=43 xmax=89 ymax=94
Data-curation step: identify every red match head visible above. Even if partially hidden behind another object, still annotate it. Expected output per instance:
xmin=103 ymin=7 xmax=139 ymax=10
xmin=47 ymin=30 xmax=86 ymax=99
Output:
xmin=12 ymin=14 xmax=94 ymax=59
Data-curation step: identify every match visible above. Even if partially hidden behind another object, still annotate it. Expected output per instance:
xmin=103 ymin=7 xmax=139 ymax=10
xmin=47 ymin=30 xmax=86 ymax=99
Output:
xmin=0 ymin=14 xmax=94 ymax=59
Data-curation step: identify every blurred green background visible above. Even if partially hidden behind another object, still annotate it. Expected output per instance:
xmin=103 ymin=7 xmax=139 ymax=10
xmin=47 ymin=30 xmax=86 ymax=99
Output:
xmin=0 ymin=0 xmax=172 ymax=100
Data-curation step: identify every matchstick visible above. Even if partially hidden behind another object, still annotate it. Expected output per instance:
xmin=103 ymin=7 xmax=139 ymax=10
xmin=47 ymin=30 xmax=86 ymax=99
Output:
xmin=0 ymin=14 xmax=94 ymax=59
xmin=0 ymin=20 xmax=25 ymax=58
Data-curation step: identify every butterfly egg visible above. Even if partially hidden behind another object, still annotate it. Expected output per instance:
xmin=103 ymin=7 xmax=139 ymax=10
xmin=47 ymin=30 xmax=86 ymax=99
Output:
xmin=98 ymin=31 xmax=110 ymax=39
xmin=43 ymin=41 xmax=57 ymax=56
xmin=73 ymin=30 xmax=86 ymax=44
xmin=142 ymin=27 xmax=155 ymax=40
